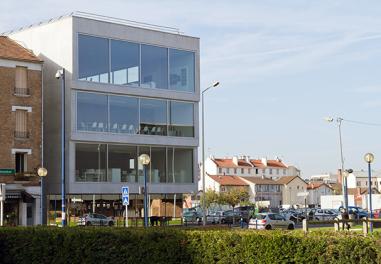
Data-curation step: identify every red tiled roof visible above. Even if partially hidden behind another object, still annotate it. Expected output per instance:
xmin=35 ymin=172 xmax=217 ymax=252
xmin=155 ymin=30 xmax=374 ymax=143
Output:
xmin=243 ymin=177 xmax=281 ymax=185
xmin=307 ymin=182 xmax=333 ymax=190
xmin=212 ymin=157 xmax=288 ymax=169
xmin=0 ymin=36 xmax=42 ymax=63
xmin=276 ymin=176 xmax=301 ymax=185
xmin=208 ymin=175 xmax=249 ymax=186
xmin=347 ymin=188 xmax=380 ymax=195
xmin=212 ymin=159 xmax=252 ymax=168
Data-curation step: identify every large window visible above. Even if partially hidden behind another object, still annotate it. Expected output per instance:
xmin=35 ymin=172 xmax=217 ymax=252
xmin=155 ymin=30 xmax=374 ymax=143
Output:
xmin=141 ymin=45 xmax=168 ymax=89
xmin=76 ymin=143 xmax=107 ymax=182
xmin=77 ymin=93 xmax=108 ymax=132
xmin=111 ymin=40 xmax=139 ymax=86
xmin=169 ymin=101 xmax=194 ymax=137
xmin=109 ymin=96 xmax=138 ymax=134
xmin=108 ymin=145 xmax=137 ymax=183
xmin=78 ymin=34 xmax=196 ymax=92
xmin=169 ymin=49 xmax=194 ymax=92
xmin=75 ymin=143 xmax=193 ymax=184
xmin=78 ymin=35 xmax=109 ymax=83
xmin=140 ymin=99 xmax=167 ymax=135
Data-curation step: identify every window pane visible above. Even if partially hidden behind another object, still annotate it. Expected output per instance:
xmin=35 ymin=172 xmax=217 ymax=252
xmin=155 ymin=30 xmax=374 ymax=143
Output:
xmin=150 ymin=147 xmax=166 ymax=183
xmin=111 ymin=40 xmax=139 ymax=86
xmin=77 ymin=92 xmax=108 ymax=132
xmin=169 ymin=101 xmax=194 ymax=137
xmin=141 ymin=45 xmax=168 ymax=89
xmin=78 ymin=34 xmax=109 ymax=83
xmin=76 ymin=143 xmax=107 ymax=182
xmin=173 ymin=148 xmax=193 ymax=183
xmin=167 ymin=148 xmax=174 ymax=183
xmin=108 ymin=145 xmax=137 ymax=183
xmin=140 ymin=99 xmax=167 ymax=135
xmin=169 ymin=49 xmax=194 ymax=92
xmin=109 ymin=96 xmax=138 ymax=134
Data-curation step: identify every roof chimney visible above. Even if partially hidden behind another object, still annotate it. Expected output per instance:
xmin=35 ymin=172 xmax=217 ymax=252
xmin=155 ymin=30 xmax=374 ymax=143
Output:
xmin=261 ymin=157 xmax=267 ymax=167
xmin=232 ymin=156 xmax=239 ymax=166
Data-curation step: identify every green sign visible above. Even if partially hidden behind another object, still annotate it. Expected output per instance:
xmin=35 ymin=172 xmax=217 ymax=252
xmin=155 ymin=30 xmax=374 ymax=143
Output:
xmin=0 ymin=169 xmax=15 ymax=175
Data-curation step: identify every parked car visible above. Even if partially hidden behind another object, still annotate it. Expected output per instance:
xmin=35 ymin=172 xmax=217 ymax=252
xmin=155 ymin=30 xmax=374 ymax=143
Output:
xmin=313 ymin=209 xmax=338 ymax=221
xmin=249 ymin=213 xmax=295 ymax=230
xmin=223 ymin=210 xmax=242 ymax=224
xmin=78 ymin=213 xmax=115 ymax=226
xmin=183 ymin=211 xmax=202 ymax=224
xmin=208 ymin=211 xmax=227 ymax=224
xmin=338 ymin=206 xmax=368 ymax=219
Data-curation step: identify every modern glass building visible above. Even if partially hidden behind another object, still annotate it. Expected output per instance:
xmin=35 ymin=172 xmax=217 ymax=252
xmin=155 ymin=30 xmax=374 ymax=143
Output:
xmin=8 ymin=12 xmax=199 ymax=225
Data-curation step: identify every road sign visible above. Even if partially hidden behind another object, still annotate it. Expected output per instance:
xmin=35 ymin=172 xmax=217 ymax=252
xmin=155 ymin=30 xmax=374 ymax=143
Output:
xmin=0 ymin=169 xmax=15 ymax=175
xmin=297 ymin=192 xmax=309 ymax=197
xmin=122 ymin=186 xmax=129 ymax=197
xmin=122 ymin=196 xmax=129 ymax=205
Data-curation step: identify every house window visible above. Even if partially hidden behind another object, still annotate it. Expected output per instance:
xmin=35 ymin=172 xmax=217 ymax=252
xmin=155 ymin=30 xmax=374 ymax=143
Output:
xmin=226 ymin=168 xmax=230 ymax=174
xmin=297 ymin=186 xmax=300 ymax=190
xmin=283 ymin=169 xmax=286 ymax=175
xmin=234 ymin=168 xmax=237 ymax=174
xmin=221 ymin=186 xmax=226 ymax=192
xmin=218 ymin=168 xmax=222 ymax=174
xmin=15 ymin=66 xmax=28 ymax=95
xmin=15 ymin=153 xmax=27 ymax=173
xmin=248 ymin=168 xmax=251 ymax=174
xmin=241 ymin=168 xmax=244 ymax=174
xmin=269 ymin=169 xmax=273 ymax=174
xmin=276 ymin=169 xmax=279 ymax=174
xmin=357 ymin=181 xmax=360 ymax=186
xmin=15 ymin=110 xmax=28 ymax=138
xmin=255 ymin=169 xmax=258 ymax=174
xmin=262 ymin=169 xmax=266 ymax=174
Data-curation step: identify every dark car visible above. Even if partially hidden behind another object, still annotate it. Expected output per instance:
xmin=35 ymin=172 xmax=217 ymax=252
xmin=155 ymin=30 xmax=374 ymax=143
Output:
xmin=223 ymin=210 xmax=241 ymax=224
xmin=182 ymin=211 xmax=202 ymax=224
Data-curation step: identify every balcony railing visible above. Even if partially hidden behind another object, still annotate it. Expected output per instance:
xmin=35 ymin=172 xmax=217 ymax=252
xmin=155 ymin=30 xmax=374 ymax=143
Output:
xmin=14 ymin=87 xmax=30 ymax=96
xmin=14 ymin=131 xmax=29 ymax=139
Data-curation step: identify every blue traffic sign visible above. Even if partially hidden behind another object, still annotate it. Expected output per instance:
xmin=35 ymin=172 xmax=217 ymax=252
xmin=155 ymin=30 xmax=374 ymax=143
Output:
xmin=122 ymin=196 xmax=129 ymax=205
xmin=122 ymin=186 xmax=129 ymax=197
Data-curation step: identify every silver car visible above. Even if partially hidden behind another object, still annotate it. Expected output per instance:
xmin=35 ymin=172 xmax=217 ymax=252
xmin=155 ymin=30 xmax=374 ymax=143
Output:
xmin=249 ymin=213 xmax=295 ymax=230
xmin=78 ymin=213 xmax=115 ymax=226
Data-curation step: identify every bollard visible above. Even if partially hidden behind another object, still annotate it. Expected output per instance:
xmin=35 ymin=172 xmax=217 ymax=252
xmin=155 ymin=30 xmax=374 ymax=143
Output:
xmin=363 ymin=220 xmax=368 ymax=237
xmin=302 ymin=219 xmax=308 ymax=234
xmin=334 ymin=219 xmax=339 ymax=231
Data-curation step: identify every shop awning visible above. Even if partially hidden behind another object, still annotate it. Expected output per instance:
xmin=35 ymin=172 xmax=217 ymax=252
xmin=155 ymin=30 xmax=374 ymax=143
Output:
xmin=6 ymin=190 xmax=34 ymax=203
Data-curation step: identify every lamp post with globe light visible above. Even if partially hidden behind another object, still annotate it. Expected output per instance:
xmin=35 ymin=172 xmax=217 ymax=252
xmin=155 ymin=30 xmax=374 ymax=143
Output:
xmin=37 ymin=167 xmax=47 ymax=225
xmin=139 ymin=154 xmax=150 ymax=227
xmin=364 ymin=153 xmax=375 ymax=232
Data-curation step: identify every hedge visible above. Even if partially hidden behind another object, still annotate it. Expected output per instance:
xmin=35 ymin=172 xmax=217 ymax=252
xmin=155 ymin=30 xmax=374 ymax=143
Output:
xmin=0 ymin=227 xmax=380 ymax=264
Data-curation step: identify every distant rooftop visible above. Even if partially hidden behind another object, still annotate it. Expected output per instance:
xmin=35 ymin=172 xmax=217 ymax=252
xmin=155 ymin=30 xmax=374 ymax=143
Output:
xmin=0 ymin=36 xmax=41 ymax=63
xmin=1 ymin=11 xmax=183 ymax=36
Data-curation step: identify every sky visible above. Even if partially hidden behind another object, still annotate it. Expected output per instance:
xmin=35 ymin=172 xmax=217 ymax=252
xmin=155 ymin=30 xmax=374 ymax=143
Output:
xmin=1 ymin=0 xmax=381 ymax=178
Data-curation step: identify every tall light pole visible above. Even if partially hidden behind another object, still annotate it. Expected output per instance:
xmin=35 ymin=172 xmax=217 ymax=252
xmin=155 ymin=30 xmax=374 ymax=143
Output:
xmin=56 ymin=69 xmax=66 ymax=226
xmin=37 ymin=167 xmax=48 ymax=225
xmin=325 ymin=116 xmax=348 ymax=209
xmin=364 ymin=153 xmax=375 ymax=232
xmin=139 ymin=154 xmax=150 ymax=227
xmin=202 ymin=81 xmax=220 ymax=226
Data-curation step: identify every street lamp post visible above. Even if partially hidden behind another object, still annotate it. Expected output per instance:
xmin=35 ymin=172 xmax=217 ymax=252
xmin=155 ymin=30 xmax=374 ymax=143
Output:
xmin=364 ymin=153 xmax=375 ymax=232
xmin=37 ymin=167 xmax=48 ymax=225
xmin=55 ymin=69 xmax=66 ymax=226
xmin=139 ymin=154 xmax=151 ymax=227
xmin=325 ymin=117 xmax=348 ymax=209
xmin=201 ymin=81 xmax=220 ymax=226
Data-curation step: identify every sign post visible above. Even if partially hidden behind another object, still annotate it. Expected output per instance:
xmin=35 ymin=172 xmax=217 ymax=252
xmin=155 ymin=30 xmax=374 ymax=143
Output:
xmin=0 ymin=184 xmax=6 ymax=226
xmin=122 ymin=186 xmax=129 ymax=227
xmin=297 ymin=192 xmax=309 ymax=219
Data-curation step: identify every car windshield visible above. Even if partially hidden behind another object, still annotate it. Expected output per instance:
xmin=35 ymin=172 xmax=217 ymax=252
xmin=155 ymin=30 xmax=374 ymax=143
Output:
xmin=256 ymin=214 xmax=267 ymax=220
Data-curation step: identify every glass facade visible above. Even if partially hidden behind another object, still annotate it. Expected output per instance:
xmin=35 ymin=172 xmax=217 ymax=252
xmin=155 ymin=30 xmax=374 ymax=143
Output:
xmin=77 ymin=92 xmax=194 ymax=137
xmin=169 ymin=49 xmax=195 ymax=92
xmin=78 ymin=35 xmax=109 ymax=83
xmin=75 ymin=143 xmax=193 ymax=183
xmin=78 ymin=34 xmax=195 ymax=92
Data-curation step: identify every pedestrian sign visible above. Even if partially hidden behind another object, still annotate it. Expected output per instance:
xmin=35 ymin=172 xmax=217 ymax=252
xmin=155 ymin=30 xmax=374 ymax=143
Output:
xmin=122 ymin=186 xmax=129 ymax=197
xmin=122 ymin=196 xmax=129 ymax=205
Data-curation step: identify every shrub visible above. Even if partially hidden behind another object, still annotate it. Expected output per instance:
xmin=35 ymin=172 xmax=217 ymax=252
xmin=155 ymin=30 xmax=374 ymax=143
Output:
xmin=0 ymin=227 xmax=380 ymax=264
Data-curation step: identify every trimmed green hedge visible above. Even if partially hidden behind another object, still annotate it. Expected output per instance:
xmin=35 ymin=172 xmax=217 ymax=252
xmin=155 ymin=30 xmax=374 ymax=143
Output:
xmin=0 ymin=228 xmax=380 ymax=263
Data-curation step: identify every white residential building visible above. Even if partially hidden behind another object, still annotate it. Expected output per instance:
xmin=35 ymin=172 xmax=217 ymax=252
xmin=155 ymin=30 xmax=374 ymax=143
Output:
xmin=307 ymin=182 xmax=333 ymax=206
xmin=346 ymin=170 xmax=381 ymax=192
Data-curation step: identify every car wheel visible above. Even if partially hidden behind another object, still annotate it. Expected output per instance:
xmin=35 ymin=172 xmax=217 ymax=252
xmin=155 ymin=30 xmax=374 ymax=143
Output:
xmin=265 ymin=225 xmax=272 ymax=230
xmin=108 ymin=221 xmax=114 ymax=227
xmin=86 ymin=221 xmax=91 ymax=226
xmin=288 ymin=224 xmax=294 ymax=230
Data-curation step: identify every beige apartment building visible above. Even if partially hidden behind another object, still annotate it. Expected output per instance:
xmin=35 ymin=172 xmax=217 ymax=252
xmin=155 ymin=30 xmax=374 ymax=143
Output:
xmin=0 ymin=36 xmax=43 ymax=226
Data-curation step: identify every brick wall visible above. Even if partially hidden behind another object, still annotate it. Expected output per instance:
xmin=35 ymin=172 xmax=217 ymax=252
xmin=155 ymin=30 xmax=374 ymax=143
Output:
xmin=0 ymin=65 xmax=42 ymax=181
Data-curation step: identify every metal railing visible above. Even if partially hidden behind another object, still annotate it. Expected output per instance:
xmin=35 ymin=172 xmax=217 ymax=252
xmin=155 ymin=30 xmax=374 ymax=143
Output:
xmin=14 ymin=87 xmax=30 ymax=96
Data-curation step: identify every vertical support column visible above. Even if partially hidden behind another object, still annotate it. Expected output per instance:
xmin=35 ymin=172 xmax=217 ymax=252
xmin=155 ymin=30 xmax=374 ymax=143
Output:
xmin=363 ymin=219 xmax=369 ymax=237
xmin=302 ymin=219 xmax=308 ymax=234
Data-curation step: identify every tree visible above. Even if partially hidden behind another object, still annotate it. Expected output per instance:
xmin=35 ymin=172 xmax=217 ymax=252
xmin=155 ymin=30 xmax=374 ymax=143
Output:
xmin=220 ymin=188 xmax=250 ymax=210
xmin=200 ymin=189 xmax=219 ymax=212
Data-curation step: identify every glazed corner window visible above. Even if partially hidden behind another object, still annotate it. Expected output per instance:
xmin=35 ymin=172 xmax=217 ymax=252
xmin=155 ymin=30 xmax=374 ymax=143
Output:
xmin=78 ymin=34 xmax=109 ymax=83
xmin=111 ymin=39 xmax=139 ymax=86
xmin=141 ymin=44 xmax=168 ymax=89
xmin=169 ymin=49 xmax=195 ymax=92
xmin=77 ymin=92 xmax=108 ymax=132
xmin=15 ymin=66 xmax=28 ymax=95
xmin=169 ymin=101 xmax=194 ymax=137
